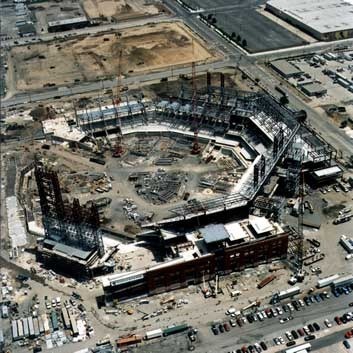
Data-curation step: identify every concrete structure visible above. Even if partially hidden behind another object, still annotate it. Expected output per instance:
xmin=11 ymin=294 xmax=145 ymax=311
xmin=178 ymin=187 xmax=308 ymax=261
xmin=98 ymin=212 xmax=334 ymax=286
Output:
xmin=301 ymin=82 xmax=327 ymax=97
xmin=100 ymin=217 xmax=290 ymax=303
xmin=270 ymin=60 xmax=303 ymax=78
xmin=266 ymin=0 xmax=353 ymax=41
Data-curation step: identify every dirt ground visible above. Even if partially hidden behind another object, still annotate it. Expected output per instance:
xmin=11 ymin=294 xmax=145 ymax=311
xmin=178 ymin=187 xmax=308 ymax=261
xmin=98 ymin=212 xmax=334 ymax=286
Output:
xmin=81 ymin=0 xmax=160 ymax=20
xmin=10 ymin=21 xmax=216 ymax=91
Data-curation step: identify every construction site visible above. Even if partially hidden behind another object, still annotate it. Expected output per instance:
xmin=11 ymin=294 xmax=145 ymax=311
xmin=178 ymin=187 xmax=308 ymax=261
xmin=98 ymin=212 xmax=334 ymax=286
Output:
xmin=8 ymin=21 xmax=216 ymax=91
xmin=81 ymin=0 xmax=162 ymax=21
xmin=3 ymin=63 xmax=340 ymax=305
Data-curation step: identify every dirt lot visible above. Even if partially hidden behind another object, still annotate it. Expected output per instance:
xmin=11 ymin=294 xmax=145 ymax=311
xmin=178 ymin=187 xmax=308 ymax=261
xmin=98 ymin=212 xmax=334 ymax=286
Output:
xmin=10 ymin=21 xmax=216 ymax=91
xmin=81 ymin=0 xmax=160 ymax=20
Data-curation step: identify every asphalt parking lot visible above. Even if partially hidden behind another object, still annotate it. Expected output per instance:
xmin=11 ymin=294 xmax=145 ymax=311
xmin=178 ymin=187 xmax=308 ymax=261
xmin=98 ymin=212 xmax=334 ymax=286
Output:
xmin=182 ymin=0 xmax=307 ymax=52
xmin=148 ymin=284 xmax=352 ymax=353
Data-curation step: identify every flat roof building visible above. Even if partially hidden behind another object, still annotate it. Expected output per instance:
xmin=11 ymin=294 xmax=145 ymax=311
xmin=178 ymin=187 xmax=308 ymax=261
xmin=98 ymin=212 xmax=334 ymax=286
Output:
xmin=266 ymin=0 xmax=353 ymax=41
xmin=301 ymin=83 xmax=327 ymax=97
xmin=270 ymin=60 xmax=303 ymax=78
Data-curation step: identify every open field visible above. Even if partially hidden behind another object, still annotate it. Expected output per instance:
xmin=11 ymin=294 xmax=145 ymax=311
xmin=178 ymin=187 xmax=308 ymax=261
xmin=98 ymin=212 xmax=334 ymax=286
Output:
xmin=9 ymin=21 xmax=216 ymax=91
xmin=81 ymin=0 xmax=161 ymax=20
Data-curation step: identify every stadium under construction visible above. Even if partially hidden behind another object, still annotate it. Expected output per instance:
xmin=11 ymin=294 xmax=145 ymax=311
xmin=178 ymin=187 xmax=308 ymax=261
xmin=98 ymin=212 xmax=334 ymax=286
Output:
xmin=29 ymin=75 xmax=337 ymax=300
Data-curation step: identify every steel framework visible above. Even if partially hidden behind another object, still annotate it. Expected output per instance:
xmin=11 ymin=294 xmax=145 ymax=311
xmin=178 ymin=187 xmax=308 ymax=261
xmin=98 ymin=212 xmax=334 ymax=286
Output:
xmin=34 ymin=162 xmax=104 ymax=257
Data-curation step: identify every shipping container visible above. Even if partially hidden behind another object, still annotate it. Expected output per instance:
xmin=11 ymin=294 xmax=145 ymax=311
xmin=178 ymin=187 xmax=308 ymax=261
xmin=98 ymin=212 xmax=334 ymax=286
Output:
xmin=70 ymin=315 xmax=78 ymax=337
xmin=116 ymin=335 xmax=142 ymax=347
xmin=28 ymin=316 xmax=35 ymax=337
xmin=22 ymin=317 xmax=29 ymax=337
xmin=163 ymin=324 xmax=189 ymax=337
xmin=33 ymin=317 xmax=40 ymax=337
xmin=51 ymin=311 xmax=59 ymax=331
xmin=17 ymin=319 xmax=24 ymax=339
xmin=1 ymin=305 xmax=8 ymax=318
xmin=38 ymin=317 xmax=44 ymax=334
xmin=41 ymin=314 xmax=50 ymax=334
xmin=0 ymin=329 xmax=4 ymax=347
xmin=61 ymin=308 xmax=71 ymax=330
xmin=12 ymin=320 xmax=18 ymax=341
xmin=258 ymin=275 xmax=276 ymax=289
xmin=145 ymin=328 xmax=163 ymax=340
xmin=316 ymin=274 xmax=339 ymax=288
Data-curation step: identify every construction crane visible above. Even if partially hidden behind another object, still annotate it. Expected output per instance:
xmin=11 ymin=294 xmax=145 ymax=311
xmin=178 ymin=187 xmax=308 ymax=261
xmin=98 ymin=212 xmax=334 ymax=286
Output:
xmin=190 ymin=61 xmax=201 ymax=154
xmin=296 ymin=168 xmax=305 ymax=281
xmin=112 ymin=46 xmax=124 ymax=158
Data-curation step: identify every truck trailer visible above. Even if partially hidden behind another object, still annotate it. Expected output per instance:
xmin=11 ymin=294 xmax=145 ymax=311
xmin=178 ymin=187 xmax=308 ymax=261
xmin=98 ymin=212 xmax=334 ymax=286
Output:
xmin=317 ymin=274 xmax=340 ymax=288
xmin=163 ymin=324 xmax=189 ymax=337
xmin=117 ymin=335 xmax=142 ymax=347
xmin=332 ymin=275 xmax=353 ymax=288
xmin=145 ymin=328 xmax=163 ymax=340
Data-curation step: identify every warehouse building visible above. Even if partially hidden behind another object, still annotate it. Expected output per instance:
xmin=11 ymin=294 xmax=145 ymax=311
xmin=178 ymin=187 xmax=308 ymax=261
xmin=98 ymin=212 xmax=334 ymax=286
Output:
xmin=47 ymin=17 xmax=89 ymax=33
xmin=301 ymin=82 xmax=327 ymax=97
xmin=270 ymin=60 xmax=303 ymax=78
xmin=266 ymin=0 xmax=353 ymax=41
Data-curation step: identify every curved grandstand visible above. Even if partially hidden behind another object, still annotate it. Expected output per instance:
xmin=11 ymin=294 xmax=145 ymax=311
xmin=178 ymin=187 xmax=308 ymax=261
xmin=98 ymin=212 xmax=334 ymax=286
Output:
xmin=43 ymin=87 xmax=334 ymax=227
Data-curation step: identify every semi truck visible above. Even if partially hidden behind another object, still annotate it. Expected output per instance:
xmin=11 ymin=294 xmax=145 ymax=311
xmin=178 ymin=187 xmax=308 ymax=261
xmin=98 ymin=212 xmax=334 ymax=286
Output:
xmin=271 ymin=286 xmax=301 ymax=304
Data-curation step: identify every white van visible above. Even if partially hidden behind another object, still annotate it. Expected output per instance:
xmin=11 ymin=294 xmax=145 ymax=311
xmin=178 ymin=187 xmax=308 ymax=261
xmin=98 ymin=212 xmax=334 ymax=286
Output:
xmin=230 ymin=290 xmax=242 ymax=297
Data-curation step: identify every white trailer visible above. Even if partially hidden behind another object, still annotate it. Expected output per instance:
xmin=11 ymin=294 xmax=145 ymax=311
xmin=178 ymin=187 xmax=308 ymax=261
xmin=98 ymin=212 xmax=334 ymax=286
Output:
xmin=278 ymin=286 xmax=301 ymax=300
xmin=317 ymin=274 xmax=340 ymax=288
xmin=41 ymin=314 xmax=50 ymax=334
xmin=12 ymin=320 xmax=18 ymax=341
xmin=22 ymin=318 xmax=29 ymax=337
xmin=145 ymin=328 xmax=163 ymax=340
xmin=333 ymin=275 xmax=353 ymax=288
xmin=28 ymin=316 xmax=35 ymax=337
xmin=17 ymin=319 xmax=24 ymax=339
xmin=33 ymin=317 xmax=40 ymax=337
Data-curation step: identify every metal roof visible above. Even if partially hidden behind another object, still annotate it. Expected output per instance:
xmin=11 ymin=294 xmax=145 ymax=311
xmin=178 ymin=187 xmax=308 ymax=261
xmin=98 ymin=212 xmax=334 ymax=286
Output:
xmin=267 ymin=0 xmax=353 ymax=34
xmin=43 ymin=239 xmax=93 ymax=260
xmin=200 ymin=224 xmax=229 ymax=244
xmin=270 ymin=60 xmax=303 ymax=76
xmin=313 ymin=165 xmax=342 ymax=177
xmin=249 ymin=216 xmax=274 ymax=234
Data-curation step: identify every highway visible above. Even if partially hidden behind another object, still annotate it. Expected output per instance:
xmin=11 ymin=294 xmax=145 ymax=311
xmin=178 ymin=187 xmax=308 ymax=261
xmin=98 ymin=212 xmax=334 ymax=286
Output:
xmin=195 ymin=292 xmax=353 ymax=353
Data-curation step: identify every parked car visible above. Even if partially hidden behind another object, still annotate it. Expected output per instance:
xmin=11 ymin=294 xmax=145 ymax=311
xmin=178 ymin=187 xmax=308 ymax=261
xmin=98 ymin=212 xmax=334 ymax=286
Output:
xmin=211 ymin=325 xmax=219 ymax=335
xmin=324 ymin=319 xmax=332 ymax=328
xmin=304 ymin=335 xmax=316 ymax=341
xmin=260 ymin=341 xmax=268 ymax=350
xmin=343 ymin=340 xmax=351 ymax=349
xmin=313 ymin=322 xmax=320 ymax=331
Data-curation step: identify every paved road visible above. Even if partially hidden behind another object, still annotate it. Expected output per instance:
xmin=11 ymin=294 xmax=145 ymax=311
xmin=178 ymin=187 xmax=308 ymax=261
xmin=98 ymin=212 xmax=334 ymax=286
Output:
xmin=0 ymin=14 xmax=173 ymax=49
xmin=195 ymin=292 xmax=353 ymax=352
xmin=2 ymin=0 xmax=353 ymax=157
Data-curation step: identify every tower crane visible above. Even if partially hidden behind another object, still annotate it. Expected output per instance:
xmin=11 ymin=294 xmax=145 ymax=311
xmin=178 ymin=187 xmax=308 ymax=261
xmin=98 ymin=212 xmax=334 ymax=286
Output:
xmin=112 ymin=47 xmax=124 ymax=158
